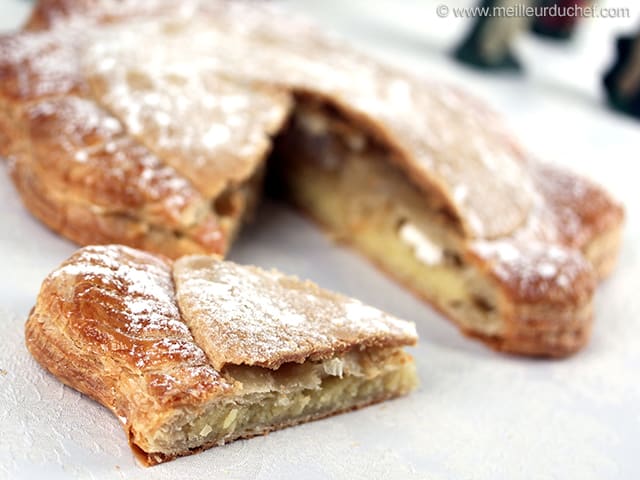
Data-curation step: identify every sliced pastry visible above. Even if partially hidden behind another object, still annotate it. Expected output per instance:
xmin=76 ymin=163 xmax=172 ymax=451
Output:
xmin=3 ymin=0 xmax=624 ymax=355
xmin=25 ymin=245 xmax=418 ymax=465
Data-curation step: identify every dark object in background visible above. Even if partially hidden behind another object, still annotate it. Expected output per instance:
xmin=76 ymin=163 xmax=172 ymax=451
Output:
xmin=453 ymin=0 xmax=533 ymax=71
xmin=603 ymin=33 xmax=640 ymax=119
xmin=531 ymin=0 xmax=592 ymax=41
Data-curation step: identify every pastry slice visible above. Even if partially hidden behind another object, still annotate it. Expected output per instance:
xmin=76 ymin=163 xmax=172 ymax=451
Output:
xmin=25 ymin=245 xmax=418 ymax=465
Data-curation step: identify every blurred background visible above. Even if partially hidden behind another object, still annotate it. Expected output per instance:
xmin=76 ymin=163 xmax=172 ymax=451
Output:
xmin=274 ymin=0 xmax=640 ymax=114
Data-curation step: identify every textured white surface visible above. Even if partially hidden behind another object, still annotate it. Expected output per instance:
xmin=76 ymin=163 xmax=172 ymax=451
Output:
xmin=1 ymin=1 xmax=639 ymax=478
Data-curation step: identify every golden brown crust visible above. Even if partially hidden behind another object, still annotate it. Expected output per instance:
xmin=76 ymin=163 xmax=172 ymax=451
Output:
xmin=0 ymin=30 xmax=86 ymax=103
xmin=10 ymin=154 xmax=224 ymax=256
xmin=10 ymin=1 xmax=624 ymax=245
xmin=25 ymin=245 xmax=418 ymax=464
xmin=0 ymin=17 xmax=287 ymax=258
xmin=21 ymin=97 xmax=209 ymax=227
xmin=24 ymin=246 xmax=235 ymax=463
xmin=85 ymin=59 xmax=292 ymax=200
xmin=24 ymin=0 xmax=92 ymax=31
xmin=6 ymin=93 xmax=228 ymax=256
xmin=23 ymin=0 xmax=177 ymax=32
xmin=466 ymin=162 xmax=623 ymax=355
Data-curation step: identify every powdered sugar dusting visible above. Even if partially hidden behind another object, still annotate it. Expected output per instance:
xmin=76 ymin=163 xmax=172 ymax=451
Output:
xmin=48 ymin=245 xmax=227 ymax=398
xmin=81 ymin=18 xmax=291 ymax=198
xmin=3 ymin=0 xmax=594 ymax=243
xmin=53 ymin=246 xmax=185 ymax=338
xmin=22 ymin=96 xmax=206 ymax=227
xmin=471 ymin=240 xmax=595 ymax=303
xmin=467 ymin=156 xmax=621 ymax=301
xmin=173 ymin=255 xmax=417 ymax=370
xmin=13 ymin=0 xmax=534 ymax=237
xmin=0 ymin=29 xmax=85 ymax=100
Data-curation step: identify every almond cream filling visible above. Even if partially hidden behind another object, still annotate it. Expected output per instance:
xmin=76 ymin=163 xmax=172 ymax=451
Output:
xmin=271 ymin=101 xmax=503 ymax=338
xmin=398 ymin=222 xmax=444 ymax=266
xmin=142 ymin=347 xmax=416 ymax=455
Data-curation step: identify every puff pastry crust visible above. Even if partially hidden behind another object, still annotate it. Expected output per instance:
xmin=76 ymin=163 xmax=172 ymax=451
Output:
xmin=25 ymin=245 xmax=418 ymax=465
xmin=4 ymin=0 xmax=624 ymax=356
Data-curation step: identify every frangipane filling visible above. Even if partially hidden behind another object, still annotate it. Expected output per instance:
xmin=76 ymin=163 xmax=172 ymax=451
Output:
xmin=143 ymin=347 xmax=416 ymax=455
xmin=270 ymin=98 xmax=502 ymax=337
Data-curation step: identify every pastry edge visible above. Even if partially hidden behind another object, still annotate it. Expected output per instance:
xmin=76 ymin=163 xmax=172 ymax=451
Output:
xmin=135 ymin=390 xmax=414 ymax=466
xmin=26 ymin=302 xmax=417 ymax=466
xmin=9 ymin=156 xmax=229 ymax=257
xmin=288 ymin=201 xmax=619 ymax=357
